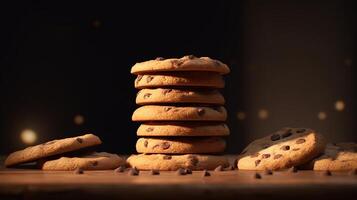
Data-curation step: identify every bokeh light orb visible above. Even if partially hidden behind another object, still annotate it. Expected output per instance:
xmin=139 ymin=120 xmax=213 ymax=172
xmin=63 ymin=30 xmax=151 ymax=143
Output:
xmin=20 ymin=129 xmax=37 ymax=144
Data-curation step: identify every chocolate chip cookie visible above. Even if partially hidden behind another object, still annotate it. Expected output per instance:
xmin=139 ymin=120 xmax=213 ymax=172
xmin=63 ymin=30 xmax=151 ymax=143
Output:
xmin=134 ymin=72 xmax=225 ymax=89
xmin=5 ymin=134 xmax=102 ymax=167
xmin=131 ymin=55 xmax=230 ymax=75
xmin=132 ymin=105 xmax=227 ymax=121
xmin=237 ymin=128 xmax=326 ymax=170
xmin=136 ymin=137 xmax=226 ymax=154
xmin=304 ymin=143 xmax=357 ymax=171
xmin=39 ymin=152 xmax=125 ymax=170
xmin=136 ymin=88 xmax=224 ymax=105
xmin=127 ymin=154 xmax=229 ymax=170
xmin=137 ymin=122 xmax=229 ymax=136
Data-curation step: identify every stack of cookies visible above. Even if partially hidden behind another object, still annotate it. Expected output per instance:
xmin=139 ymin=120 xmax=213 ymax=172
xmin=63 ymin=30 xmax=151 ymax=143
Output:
xmin=127 ymin=55 xmax=231 ymax=171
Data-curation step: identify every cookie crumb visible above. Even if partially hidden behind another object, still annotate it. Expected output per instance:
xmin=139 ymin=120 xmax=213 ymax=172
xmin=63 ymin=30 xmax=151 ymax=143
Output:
xmin=176 ymin=168 xmax=186 ymax=176
xmin=114 ymin=166 xmax=125 ymax=173
xmin=264 ymin=169 xmax=273 ymax=175
xmin=214 ymin=165 xmax=223 ymax=172
xmin=288 ymin=166 xmax=298 ymax=173
xmin=74 ymin=168 xmax=84 ymax=174
xmin=150 ymin=169 xmax=160 ymax=175
xmin=323 ymin=170 xmax=332 ymax=176
xmin=202 ymin=170 xmax=211 ymax=177
xmin=254 ymin=172 xmax=262 ymax=179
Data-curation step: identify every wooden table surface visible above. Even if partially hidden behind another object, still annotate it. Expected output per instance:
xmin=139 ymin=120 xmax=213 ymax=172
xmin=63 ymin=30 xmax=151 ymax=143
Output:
xmin=1 ymin=157 xmax=357 ymax=200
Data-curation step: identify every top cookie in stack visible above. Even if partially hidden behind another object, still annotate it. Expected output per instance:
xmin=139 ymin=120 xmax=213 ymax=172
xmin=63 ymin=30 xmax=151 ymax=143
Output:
xmin=128 ymin=55 xmax=231 ymax=171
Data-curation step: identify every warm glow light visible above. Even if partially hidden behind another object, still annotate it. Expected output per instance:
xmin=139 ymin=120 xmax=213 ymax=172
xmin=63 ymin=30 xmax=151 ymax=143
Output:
xmin=20 ymin=129 xmax=37 ymax=144
xmin=318 ymin=112 xmax=327 ymax=120
xmin=258 ymin=109 xmax=269 ymax=120
xmin=74 ymin=114 xmax=85 ymax=125
xmin=237 ymin=112 xmax=246 ymax=120
xmin=335 ymin=100 xmax=345 ymax=111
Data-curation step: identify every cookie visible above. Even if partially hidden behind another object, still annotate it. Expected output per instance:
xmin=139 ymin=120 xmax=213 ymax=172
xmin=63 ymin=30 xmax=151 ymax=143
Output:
xmin=131 ymin=55 xmax=230 ymax=75
xmin=136 ymin=88 xmax=225 ymax=105
xmin=136 ymin=137 xmax=226 ymax=154
xmin=304 ymin=143 xmax=357 ymax=171
xmin=137 ymin=122 xmax=230 ymax=136
xmin=134 ymin=72 xmax=224 ymax=89
xmin=39 ymin=152 xmax=125 ymax=171
xmin=132 ymin=105 xmax=227 ymax=121
xmin=127 ymin=154 xmax=229 ymax=171
xmin=237 ymin=128 xmax=326 ymax=170
xmin=5 ymin=134 xmax=102 ymax=167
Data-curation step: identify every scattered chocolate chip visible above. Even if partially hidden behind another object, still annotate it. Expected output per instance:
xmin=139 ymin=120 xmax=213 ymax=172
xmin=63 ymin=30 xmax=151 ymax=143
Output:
xmin=202 ymin=170 xmax=210 ymax=177
xmin=296 ymin=139 xmax=306 ymax=144
xmin=288 ymin=166 xmax=298 ymax=173
xmin=349 ymin=169 xmax=357 ymax=175
xmin=323 ymin=170 xmax=332 ymax=176
xmin=185 ymin=169 xmax=192 ymax=174
xmin=92 ymin=161 xmax=98 ymax=166
xmin=292 ymin=148 xmax=300 ymax=151
xmin=163 ymin=155 xmax=172 ymax=160
xmin=188 ymin=155 xmax=199 ymax=166
xmin=136 ymin=75 xmax=143 ymax=84
xmin=250 ymin=152 xmax=260 ymax=158
xmin=270 ymin=134 xmax=281 ymax=141
xmin=197 ymin=108 xmax=205 ymax=116
xmin=254 ymin=172 xmax=262 ymax=179
xmin=281 ymin=131 xmax=292 ymax=138
xmin=74 ymin=168 xmax=84 ymax=174
xmin=128 ymin=167 xmax=139 ymax=176
xmin=255 ymin=160 xmax=261 ymax=166
xmin=143 ymin=93 xmax=152 ymax=99
xmin=150 ymin=169 xmax=160 ymax=175
xmin=296 ymin=128 xmax=306 ymax=133
xmin=146 ymin=76 xmax=154 ymax=83
xmin=264 ymin=169 xmax=273 ymax=175
xmin=76 ymin=138 xmax=83 ymax=144
xmin=164 ymin=107 xmax=172 ymax=112
xmin=144 ymin=140 xmax=148 ymax=147
xmin=155 ymin=57 xmax=165 ymax=61
xmin=176 ymin=168 xmax=186 ymax=175
xmin=225 ymin=165 xmax=235 ymax=171
xmin=262 ymin=154 xmax=271 ymax=159
xmin=163 ymin=89 xmax=172 ymax=95
xmin=114 ymin=166 xmax=125 ymax=173
xmin=161 ymin=142 xmax=170 ymax=150
xmin=274 ymin=154 xmax=283 ymax=159
xmin=146 ymin=127 xmax=154 ymax=132
xmin=281 ymin=145 xmax=290 ymax=151
xmin=214 ymin=165 xmax=223 ymax=172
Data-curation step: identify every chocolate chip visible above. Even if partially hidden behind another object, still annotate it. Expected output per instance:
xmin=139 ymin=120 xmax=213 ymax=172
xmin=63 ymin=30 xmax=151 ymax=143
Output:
xmin=264 ymin=169 xmax=273 ymax=175
xmin=281 ymin=131 xmax=292 ymax=138
xmin=292 ymin=148 xmax=300 ymax=151
xmin=250 ymin=152 xmax=260 ymax=158
xmin=197 ymin=108 xmax=205 ymax=116
xmin=146 ymin=127 xmax=154 ymax=132
xmin=270 ymin=134 xmax=281 ymax=141
xmin=214 ymin=165 xmax=223 ymax=172
xmin=114 ymin=166 xmax=125 ymax=173
xmin=274 ymin=154 xmax=283 ymax=159
xmin=281 ymin=145 xmax=290 ymax=151
xmin=188 ymin=155 xmax=199 ymax=166
xmin=323 ymin=170 xmax=332 ymax=176
xmin=176 ymin=168 xmax=186 ymax=175
xmin=349 ymin=169 xmax=357 ymax=175
xmin=163 ymin=89 xmax=172 ymax=95
xmin=76 ymin=138 xmax=83 ymax=144
xmin=92 ymin=161 xmax=98 ymax=166
xmin=164 ymin=107 xmax=172 ymax=112
xmin=288 ymin=166 xmax=298 ymax=173
xmin=144 ymin=140 xmax=148 ymax=147
xmin=296 ymin=128 xmax=306 ymax=133
xmin=136 ymin=75 xmax=143 ymax=84
xmin=296 ymin=139 xmax=306 ymax=144
xmin=150 ymin=169 xmax=160 ymax=175
xmin=163 ymin=155 xmax=172 ymax=160
xmin=185 ymin=169 xmax=192 ymax=174
xmin=146 ymin=76 xmax=154 ymax=83
xmin=128 ymin=167 xmax=139 ymax=176
xmin=143 ymin=93 xmax=151 ymax=99
xmin=74 ymin=168 xmax=84 ymax=174
xmin=155 ymin=57 xmax=165 ymax=61
xmin=202 ymin=170 xmax=210 ymax=177
xmin=161 ymin=142 xmax=170 ymax=150
xmin=255 ymin=160 xmax=261 ymax=166
xmin=254 ymin=172 xmax=262 ymax=179
xmin=262 ymin=154 xmax=271 ymax=159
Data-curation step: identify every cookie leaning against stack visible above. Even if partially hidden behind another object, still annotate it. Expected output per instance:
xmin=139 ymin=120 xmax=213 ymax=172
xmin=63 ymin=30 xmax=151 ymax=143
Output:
xmin=128 ymin=55 xmax=230 ymax=170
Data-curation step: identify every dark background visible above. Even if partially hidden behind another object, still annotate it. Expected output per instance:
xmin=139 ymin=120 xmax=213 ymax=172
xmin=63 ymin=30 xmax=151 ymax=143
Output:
xmin=0 ymin=0 xmax=356 ymax=155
